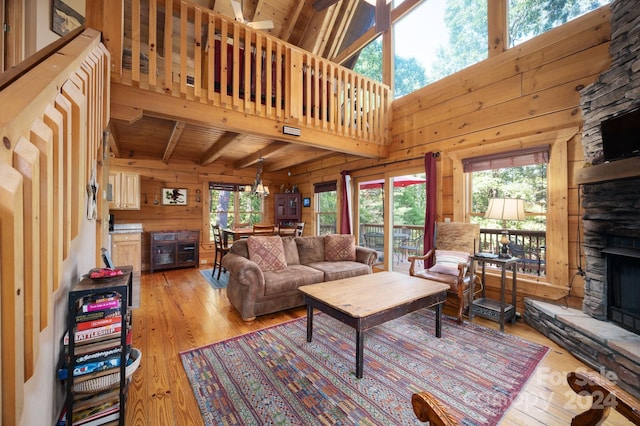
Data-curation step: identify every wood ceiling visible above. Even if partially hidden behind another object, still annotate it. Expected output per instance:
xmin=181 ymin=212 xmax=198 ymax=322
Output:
xmin=110 ymin=0 xmax=384 ymax=172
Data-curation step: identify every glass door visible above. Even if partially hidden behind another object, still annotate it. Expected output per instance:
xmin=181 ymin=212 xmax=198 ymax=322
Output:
xmin=390 ymin=174 xmax=426 ymax=274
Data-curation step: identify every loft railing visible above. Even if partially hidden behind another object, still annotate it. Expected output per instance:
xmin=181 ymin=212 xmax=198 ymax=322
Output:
xmin=118 ymin=0 xmax=391 ymax=144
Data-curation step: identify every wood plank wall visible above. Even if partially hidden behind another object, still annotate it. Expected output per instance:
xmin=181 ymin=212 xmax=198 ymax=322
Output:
xmin=110 ymin=158 xmax=290 ymax=271
xmin=0 ymin=30 xmax=109 ymax=425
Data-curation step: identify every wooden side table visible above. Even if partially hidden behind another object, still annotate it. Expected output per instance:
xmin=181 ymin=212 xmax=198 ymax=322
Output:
xmin=469 ymin=255 xmax=517 ymax=332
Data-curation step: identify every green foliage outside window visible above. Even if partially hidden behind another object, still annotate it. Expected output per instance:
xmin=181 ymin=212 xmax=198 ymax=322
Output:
xmin=470 ymin=164 xmax=547 ymax=231
xmin=355 ymin=0 xmax=610 ymax=98
xmin=209 ymin=189 xmax=263 ymax=239
xmin=316 ymin=191 xmax=337 ymax=235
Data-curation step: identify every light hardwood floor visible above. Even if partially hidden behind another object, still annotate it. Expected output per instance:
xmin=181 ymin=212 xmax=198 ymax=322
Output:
xmin=125 ymin=268 xmax=632 ymax=425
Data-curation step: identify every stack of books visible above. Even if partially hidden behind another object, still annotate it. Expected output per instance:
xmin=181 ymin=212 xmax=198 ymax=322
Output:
xmin=59 ymin=291 xmax=132 ymax=426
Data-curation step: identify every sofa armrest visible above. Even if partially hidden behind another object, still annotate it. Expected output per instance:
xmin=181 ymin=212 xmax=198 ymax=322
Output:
xmin=222 ymin=253 xmax=265 ymax=287
xmin=356 ymin=246 xmax=378 ymax=266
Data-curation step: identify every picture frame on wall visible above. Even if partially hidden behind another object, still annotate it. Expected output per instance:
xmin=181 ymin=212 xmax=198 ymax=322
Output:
xmin=52 ymin=0 xmax=85 ymax=36
xmin=303 ymin=197 xmax=311 ymax=207
xmin=162 ymin=188 xmax=188 ymax=205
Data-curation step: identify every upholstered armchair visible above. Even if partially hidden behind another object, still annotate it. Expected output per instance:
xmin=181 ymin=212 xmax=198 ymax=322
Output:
xmin=408 ymin=222 xmax=481 ymax=323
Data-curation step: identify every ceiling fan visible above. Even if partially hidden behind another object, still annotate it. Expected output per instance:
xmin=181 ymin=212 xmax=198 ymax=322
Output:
xmin=229 ymin=0 xmax=274 ymax=30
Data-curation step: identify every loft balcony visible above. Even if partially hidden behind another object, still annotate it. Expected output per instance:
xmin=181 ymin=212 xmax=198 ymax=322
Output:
xmin=105 ymin=0 xmax=392 ymax=160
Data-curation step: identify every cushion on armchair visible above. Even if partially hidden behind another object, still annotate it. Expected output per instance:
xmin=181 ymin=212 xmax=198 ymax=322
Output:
xmin=247 ymin=236 xmax=287 ymax=271
xmin=429 ymin=250 xmax=469 ymax=276
xmin=324 ymin=234 xmax=356 ymax=261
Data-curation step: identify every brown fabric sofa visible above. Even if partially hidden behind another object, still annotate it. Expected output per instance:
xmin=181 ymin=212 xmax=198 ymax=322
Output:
xmin=222 ymin=235 xmax=378 ymax=321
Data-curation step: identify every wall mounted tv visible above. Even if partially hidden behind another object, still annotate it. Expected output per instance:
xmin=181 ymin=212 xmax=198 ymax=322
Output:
xmin=600 ymin=107 xmax=640 ymax=162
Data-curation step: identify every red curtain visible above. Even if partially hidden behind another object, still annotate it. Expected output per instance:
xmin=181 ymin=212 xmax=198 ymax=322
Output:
xmin=423 ymin=153 xmax=437 ymax=267
xmin=340 ymin=170 xmax=351 ymax=234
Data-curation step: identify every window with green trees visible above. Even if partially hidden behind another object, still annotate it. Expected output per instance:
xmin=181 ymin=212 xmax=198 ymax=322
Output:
xmin=315 ymin=182 xmax=337 ymax=235
xmin=355 ymin=0 xmax=610 ymax=97
xmin=208 ymin=184 xmax=264 ymax=240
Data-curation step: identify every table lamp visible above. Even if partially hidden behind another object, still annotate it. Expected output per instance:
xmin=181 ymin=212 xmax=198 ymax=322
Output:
xmin=485 ymin=198 xmax=526 ymax=258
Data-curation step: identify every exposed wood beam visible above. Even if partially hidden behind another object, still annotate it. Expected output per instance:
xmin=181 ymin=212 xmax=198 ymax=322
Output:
xmin=234 ymin=141 xmax=290 ymax=169
xmin=312 ymin=1 xmax=342 ymax=55
xmin=282 ymin=0 xmax=305 ymax=42
xmin=375 ymin=0 xmax=390 ymax=32
xmin=332 ymin=0 xmax=424 ymax=64
xmin=107 ymin=122 xmax=121 ymax=158
xmin=251 ymin=0 xmax=266 ymax=22
xmin=110 ymin=103 xmax=143 ymax=124
xmin=489 ymin=0 xmax=508 ymax=57
xmin=266 ymin=150 xmax=335 ymax=172
xmin=327 ymin=0 xmax=359 ymax=59
xmin=199 ymin=131 xmax=240 ymax=165
xmin=332 ymin=26 xmax=379 ymax=65
xmin=162 ymin=120 xmax=185 ymax=163
xmin=313 ymin=0 xmax=340 ymax=11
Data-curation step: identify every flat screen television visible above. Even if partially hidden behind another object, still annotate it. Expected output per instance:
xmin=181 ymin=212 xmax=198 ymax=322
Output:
xmin=600 ymin=107 xmax=640 ymax=162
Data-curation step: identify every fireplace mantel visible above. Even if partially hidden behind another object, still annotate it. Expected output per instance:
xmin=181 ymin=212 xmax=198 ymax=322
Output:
xmin=575 ymin=156 xmax=640 ymax=184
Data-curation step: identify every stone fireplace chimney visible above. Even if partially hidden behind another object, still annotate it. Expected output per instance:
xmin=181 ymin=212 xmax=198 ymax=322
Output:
xmin=578 ymin=0 xmax=640 ymax=328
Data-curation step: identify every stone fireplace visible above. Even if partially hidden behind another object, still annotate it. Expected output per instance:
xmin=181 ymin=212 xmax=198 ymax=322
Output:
xmin=579 ymin=0 xmax=640 ymax=331
xmin=524 ymin=0 xmax=640 ymax=399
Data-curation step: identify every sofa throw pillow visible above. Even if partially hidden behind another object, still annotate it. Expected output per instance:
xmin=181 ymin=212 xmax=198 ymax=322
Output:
xmin=325 ymin=234 xmax=356 ymax=261
xmin=429 ymin=250 xmax=469 ymax=276
xmin=247 ymin=236 xmax=287 ymax=272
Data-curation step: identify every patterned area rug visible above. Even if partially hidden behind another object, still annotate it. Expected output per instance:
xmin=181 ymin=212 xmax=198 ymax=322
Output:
xmin=180 ymin=309 xmax=549 ymax=425
xmin=199 ymin=269 xmax=228 ymax=289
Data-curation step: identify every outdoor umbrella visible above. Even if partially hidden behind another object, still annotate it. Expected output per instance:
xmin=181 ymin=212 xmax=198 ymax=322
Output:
xmin=359 ymin=176 xmax=426 ymax=189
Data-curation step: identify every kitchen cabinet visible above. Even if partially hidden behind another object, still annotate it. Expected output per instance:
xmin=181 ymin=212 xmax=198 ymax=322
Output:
xmin=274 ymin=193 xmax=301 ymax=227
xmin=109 ymin=172 xmax=140 ymax=210
xmin=150 ymin=230 xmax=200 ymax=273
xmin=111 ymin=232 xmax=142 ymax=276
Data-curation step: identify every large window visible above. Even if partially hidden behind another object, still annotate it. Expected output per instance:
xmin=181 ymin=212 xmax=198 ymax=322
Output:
xmin=314 ymin=181 xmax=337 ymax=235
xmin=392 ymin=0 xmax=488 ymax=94
xmin=508 ymin=0 xmax=611 ymax=47
xmin=208 ymin=183 xmax=264 ymax=240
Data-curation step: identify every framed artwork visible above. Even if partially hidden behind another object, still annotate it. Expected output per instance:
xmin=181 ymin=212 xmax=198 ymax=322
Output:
xmin=52 ymin=0 xmax=85 ymax=36
xmin=303 ymin=197 xmax=311 ymax=207
xmin=162 ymin=188 xmax=188 ymax=205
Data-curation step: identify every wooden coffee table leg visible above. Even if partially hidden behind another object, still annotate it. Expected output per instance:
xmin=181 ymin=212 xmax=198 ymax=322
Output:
xmin=306 ymin=304 xmax=313 ymax=342
xmin=356 ymin=327 xmax=364 ymax=379
xmin=435 ymin=303 xmax=442 ymax=338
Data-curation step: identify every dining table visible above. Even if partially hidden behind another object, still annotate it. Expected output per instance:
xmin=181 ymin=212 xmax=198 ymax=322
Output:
xmin=221 ymin=226 xmax=296 ymax=246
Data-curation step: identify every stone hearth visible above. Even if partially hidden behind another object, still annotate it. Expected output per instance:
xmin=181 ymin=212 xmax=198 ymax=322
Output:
xmin=524 ymin=299 xmax=640 ymax=399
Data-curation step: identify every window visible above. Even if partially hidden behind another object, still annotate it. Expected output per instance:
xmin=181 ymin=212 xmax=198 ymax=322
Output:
xmin=508 ymin=0 xmax=611 ymax=46
xmin=392 ymin=0 xmax=488 ymax=94
xmin=464 ymin=147 xmax=548 ymax=274
xmin=208 ymin=183 xmax=264 ymax=240
xmin=314 ymin=181 xmax=337 ymax=235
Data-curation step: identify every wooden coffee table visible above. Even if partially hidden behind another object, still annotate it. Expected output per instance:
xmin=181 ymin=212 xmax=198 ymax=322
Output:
xmin=299 ymin=271 xmax=449 ymax=378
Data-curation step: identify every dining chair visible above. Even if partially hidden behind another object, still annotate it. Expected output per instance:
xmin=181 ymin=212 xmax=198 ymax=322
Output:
xmin=253 ymin=224 xmax=276 ymax=236
xmin=212 ymin=224 xmax=230 ymax=280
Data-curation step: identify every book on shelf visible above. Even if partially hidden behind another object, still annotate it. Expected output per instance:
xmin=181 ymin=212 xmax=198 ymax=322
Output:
xmin=68 ymin=329 xmax=132 ymax=356
xmin=73 ymin=344 xmax=129 ymax=366
xmin=81 ymin=299 xmax=120 ymax=313
xmin=75 ymin=307 xmax=123 ymax=324
xmin=58 ymin=349 xmax=131 ymax=380
xmin=72 ymin=388 xmax=120 ymax=412
xmin=64 ymin=323 xmax=123 ymax=345
xmin=72 ymin=399 xmax=120 ymax=426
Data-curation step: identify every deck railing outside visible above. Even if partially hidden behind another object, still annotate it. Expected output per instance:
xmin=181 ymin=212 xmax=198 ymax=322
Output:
xmin=357 ymin=223 xmax=546 ymax=276
xmin=119 ymin=0 xmax=390 ymax=144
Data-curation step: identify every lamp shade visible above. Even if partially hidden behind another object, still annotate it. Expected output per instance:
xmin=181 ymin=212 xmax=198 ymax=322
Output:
xmin=485 ymin=198 xmax=526 ymax=221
